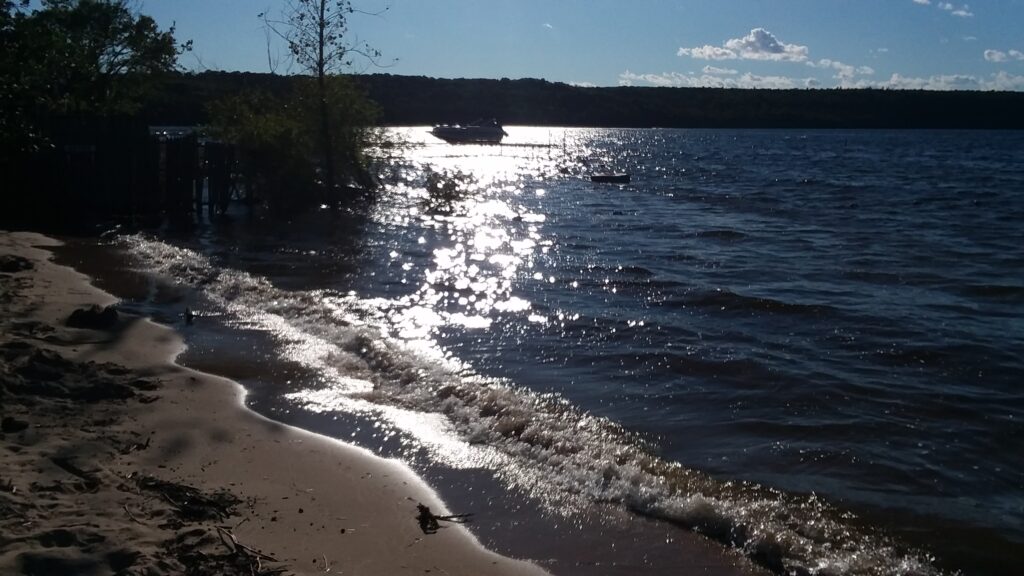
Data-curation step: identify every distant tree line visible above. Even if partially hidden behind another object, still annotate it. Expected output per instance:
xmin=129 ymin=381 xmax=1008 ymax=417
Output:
xmin=144 ymin=71 xmax=1024 ymax=130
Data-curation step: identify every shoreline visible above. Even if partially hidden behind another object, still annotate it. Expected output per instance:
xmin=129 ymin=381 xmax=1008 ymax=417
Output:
xmin=0 ymin=231 xmax=549 ymax=575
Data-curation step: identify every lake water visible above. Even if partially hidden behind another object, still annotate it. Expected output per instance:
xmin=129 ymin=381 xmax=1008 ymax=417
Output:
xmin=110 ymin=128 xmax=1023 ymax=575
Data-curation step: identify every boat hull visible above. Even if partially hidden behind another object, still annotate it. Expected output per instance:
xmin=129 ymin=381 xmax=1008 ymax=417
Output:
xmin=590 ymin=173 xmax=630 ymax=184
xmin=430 ymin=124 xmax=506 ymax=144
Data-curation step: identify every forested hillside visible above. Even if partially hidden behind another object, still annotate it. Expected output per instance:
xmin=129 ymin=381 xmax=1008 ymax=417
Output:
xmin=147 ymin=71 xmax=1024 ymax=129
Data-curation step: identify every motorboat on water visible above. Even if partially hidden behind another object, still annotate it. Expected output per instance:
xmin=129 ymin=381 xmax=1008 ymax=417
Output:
xmin=588 ymin=162 xmax=630 ymax=183
xmin=430 ymin=119 xmax=508 ymax=144
xmin=590 ymin=172 xmax=630 ymax=184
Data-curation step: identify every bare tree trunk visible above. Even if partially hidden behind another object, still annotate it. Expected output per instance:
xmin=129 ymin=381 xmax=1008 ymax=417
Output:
xmin=316 ymin=0 xmax=337 ymax=209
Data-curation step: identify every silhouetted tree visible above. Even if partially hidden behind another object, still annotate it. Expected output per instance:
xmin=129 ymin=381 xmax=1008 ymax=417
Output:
xmin=1 ymin=0 xmax=184 ymax=151
xmin=208 ymin=77 xmax=377 ymax=213
xmin=263 ymin=0 xmax=387 ymax=206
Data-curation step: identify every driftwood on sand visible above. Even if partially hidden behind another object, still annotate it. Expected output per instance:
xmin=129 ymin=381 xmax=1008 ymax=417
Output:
xmin=415 ymin=503 xmax=473 ymax=534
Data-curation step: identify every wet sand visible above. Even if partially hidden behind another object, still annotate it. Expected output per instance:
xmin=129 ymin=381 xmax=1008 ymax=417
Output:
xmin=0 ymin=231 xmax=549 ymax=575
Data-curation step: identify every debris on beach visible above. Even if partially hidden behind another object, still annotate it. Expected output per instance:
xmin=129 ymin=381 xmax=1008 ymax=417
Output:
xmin=1 ymin=416 xmax=29 ymax=433
xmin=0 ymin=254 xmax=33 ymax=273
xmin=415 ymin=503 xmax=473 ymax=534
xmin=135 ymin=475 xmax=241 ymax=525
xmin=0 ymin=331 xmax=288 ymax=575
xmin=1 ymin=344 xmax=146 ymax=403
xmin=66 ymin=304 xmax=120 ymax=330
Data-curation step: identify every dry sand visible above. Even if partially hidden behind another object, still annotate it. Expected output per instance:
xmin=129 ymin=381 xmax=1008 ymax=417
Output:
xmin=0 ymin=231 xmax=549 ymax=576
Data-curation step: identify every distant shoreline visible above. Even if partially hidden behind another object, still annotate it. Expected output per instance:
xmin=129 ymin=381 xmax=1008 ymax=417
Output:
xmin=147 ymin=71 xmax=1024 ymax=130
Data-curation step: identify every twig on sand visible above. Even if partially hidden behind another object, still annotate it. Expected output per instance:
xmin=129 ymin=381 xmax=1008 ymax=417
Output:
xmin=123 ymin=504 xmax=145 ymax=525
xmin=136 ymin=475 xmax=240 ymax=522
xmin=215 ymin=525 xmax=281 ymax=571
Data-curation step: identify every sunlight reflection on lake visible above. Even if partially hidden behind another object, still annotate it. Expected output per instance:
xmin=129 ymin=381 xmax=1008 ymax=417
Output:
xmin=371 ymin=126 xmax=590 ymax=344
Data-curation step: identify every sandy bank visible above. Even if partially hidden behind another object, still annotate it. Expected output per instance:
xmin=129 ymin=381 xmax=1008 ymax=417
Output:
xmin=0 ymin=231 xmax=548 ymax=575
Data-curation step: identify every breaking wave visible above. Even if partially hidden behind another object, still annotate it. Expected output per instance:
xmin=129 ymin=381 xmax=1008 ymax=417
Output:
xmin=122 ymin=234 xmax=944 ymax=576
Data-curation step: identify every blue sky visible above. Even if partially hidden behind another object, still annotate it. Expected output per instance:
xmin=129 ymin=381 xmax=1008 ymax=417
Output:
xmin=143 ymin=0 xmax=1024 ymax=90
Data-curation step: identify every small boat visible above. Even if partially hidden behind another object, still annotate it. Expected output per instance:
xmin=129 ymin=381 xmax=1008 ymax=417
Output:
xmin=430 ymin=119 xmax=507 ymax=144
xmin=590 ymin=172 xmax=630 ymax=184
xmin=585 ymin=160 xmax=630 ymax=184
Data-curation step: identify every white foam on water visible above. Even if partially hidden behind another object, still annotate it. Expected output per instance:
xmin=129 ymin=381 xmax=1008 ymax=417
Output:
xmin=122 ymin=233 xmax=946 ymax=576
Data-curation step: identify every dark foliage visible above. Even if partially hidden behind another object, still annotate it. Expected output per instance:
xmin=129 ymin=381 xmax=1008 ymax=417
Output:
xmin=358 ymin=74 xmax=1024 ymax=129
xmin=141 ymin=71 xmax=1024 ymax=130
xmin=0 ymin=1 xmax=185 ymax=231
xmin=207 ymin=75 xmax=379 ymax=212
xmin=260 ymin=0 xmax=388 ymax=205
xmin=1 ymin=0 xmax=180 ymax=153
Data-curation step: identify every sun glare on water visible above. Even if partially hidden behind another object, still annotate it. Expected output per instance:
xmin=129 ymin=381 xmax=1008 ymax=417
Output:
xmin=368 ymin=127 xmax=579 ymax=344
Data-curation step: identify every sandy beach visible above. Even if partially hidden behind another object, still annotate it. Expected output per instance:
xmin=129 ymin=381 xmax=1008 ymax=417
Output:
xmin=0 ymin=230 xmax=549 ymax=576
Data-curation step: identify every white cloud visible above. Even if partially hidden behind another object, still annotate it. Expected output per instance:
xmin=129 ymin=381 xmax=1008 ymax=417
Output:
xmin=807 ymin=59 xmax=875 ymax=84
xmin=884 ymin=73 xmax=977 ymax=90
xmin=542 ymin=22 xmax=553 ymax=29
xmin=702 ymin=65 xmax=738 ymax=75
xmin=619 ymin=70 xmax=809 ymax=89
xmin=986 ymin=71 xmax=1024 ymax=90
xmin=678 ymin=28 xmax=809 ymax=62
xmin=568 ymin=81 xmax=596 ymax=88
xmin=678 ymin=45 xmax=738 ymax=60
xmin=984 ymin=49 xmax=1024 ymax=62
xmin=985 ymin=49 xmax=1008 ymax=62
xmin=618 ymin=71 xmax=685 ymax=87
xmin=913 ymin=0 xmax=931 ymax=4
xmin=619 ymin=68 xmax=1024 ymax=92
xmin=874 ymin=72 xmax=1023 ymax=91
xmin=725 ymin=28 xmax=809 ymax=61
xmin=937 ymin=2 xmax=973 ymax=16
